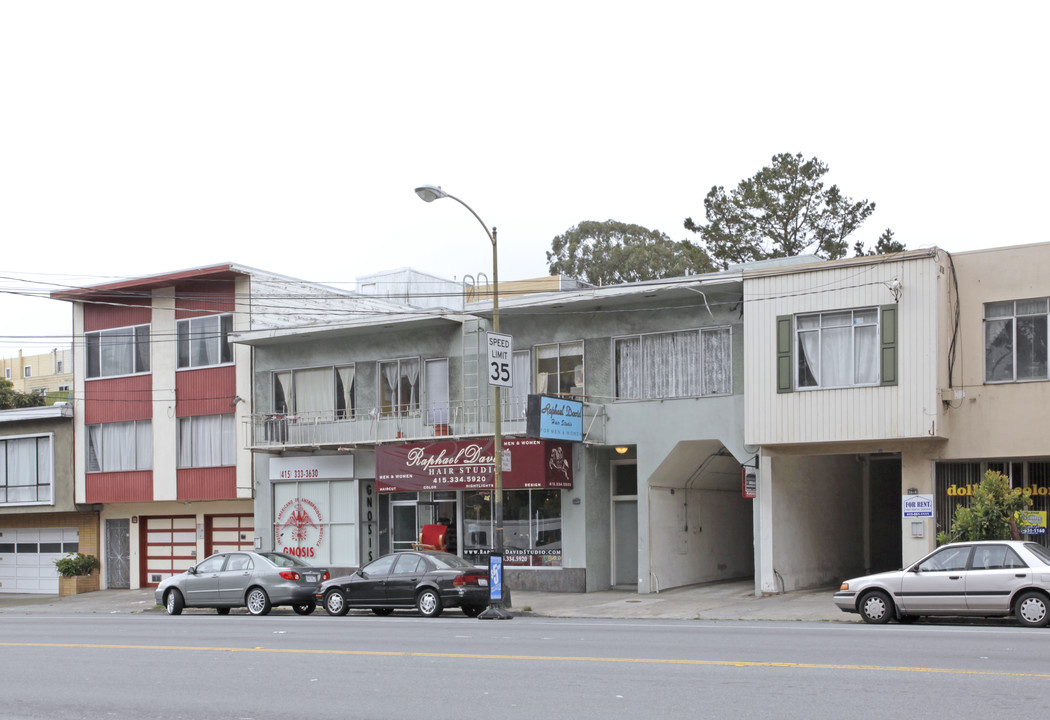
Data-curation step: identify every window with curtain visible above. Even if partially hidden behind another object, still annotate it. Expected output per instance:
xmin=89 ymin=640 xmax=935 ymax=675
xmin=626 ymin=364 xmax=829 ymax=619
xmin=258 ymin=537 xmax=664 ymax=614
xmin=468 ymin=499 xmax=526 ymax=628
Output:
xmin=425 ymin=358 xmax=449 ymax=425
xmin=86 ymin=324 xmax=151 ymax=379
xmin=271 ymin=365 xmax=355 ymax=419
xmin=615 ymin=327 xmax=731 ymax=399
xmin=177 ymin=313 xmax=234 ymax=369
xmin=985 ymin=298 xmax=1049 ymax=383
xmin=379 ymin=358 xmax=421 ymax=417
xmin=0 ymin=435 xmax=53 ymax=505
xmin=535 ymin=342 xmax=583 ymax=398
xmin=86 ymin=420 xmax=152 ymax=473
xmin=503 ymin=350 xmax=530 ymax=420
xmin=796 ymin=308 xmax=879 ymax=389
xmin=177 ymin=414 xmax=236 ymax=468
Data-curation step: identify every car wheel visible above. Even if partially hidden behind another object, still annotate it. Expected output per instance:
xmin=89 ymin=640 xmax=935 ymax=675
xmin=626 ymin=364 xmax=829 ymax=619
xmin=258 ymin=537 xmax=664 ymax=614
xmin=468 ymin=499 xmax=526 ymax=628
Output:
xmin=1014 ymin=591 xmax=1050 ymax=628
xmin=165 ymin=589 xmax=184 ymax=616
xmin=371 ymin=608 xmax=394 ymax=617
xmin=246 ymin=587 xmax=272 ymax=616
xmin=417 ymin=588 xmax=443 ymax=618
xmin=461 ymin=604 xmax=483 ymax=618
xmin=324 ymin=589 xmax=349 ymax=616
xmin=216 ymin=607 xmax=231 ymax=616
xmin=858 ymin=590 xmax=893 ymax=624
xmin=292 ymin=603 xmax=315 ymax=616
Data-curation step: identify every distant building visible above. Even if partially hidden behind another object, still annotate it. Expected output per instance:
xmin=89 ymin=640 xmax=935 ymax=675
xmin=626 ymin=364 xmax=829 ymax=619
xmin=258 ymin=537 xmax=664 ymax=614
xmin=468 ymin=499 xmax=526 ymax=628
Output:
xmin=0 ymin=348 xmax=74 ymax=403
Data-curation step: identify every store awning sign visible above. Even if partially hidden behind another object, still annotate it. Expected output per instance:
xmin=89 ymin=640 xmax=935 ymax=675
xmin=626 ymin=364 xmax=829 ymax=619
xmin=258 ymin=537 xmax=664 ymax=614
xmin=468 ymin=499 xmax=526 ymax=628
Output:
xmin=376 ymin=438 xmax=573 ymax=493
xmin=525 ymin=394 xmax=583 ymax=442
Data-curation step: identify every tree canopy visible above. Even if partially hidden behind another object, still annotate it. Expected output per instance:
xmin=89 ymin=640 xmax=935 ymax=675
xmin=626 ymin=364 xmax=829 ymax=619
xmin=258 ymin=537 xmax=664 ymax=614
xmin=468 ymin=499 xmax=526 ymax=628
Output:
xmin=0 ymin=378 xmax=46 ymax=410
xmin=685 ymin=152 xmax=897 ymax=268
xmin=546 ymin=220 xmax=714 ymax=286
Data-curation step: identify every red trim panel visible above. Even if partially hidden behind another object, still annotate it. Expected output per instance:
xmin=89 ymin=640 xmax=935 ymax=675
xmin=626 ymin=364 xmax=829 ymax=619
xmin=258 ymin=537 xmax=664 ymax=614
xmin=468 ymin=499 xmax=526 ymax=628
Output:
xmin=175 ymin=366 xmax=236 ymax=417
xmin=85 ymin=375 xmax=153 ymax=424
xmin=86 ymin=471 xmax=153 ymax=503
xmin=177 ymin=466 xmax=238 ymax=501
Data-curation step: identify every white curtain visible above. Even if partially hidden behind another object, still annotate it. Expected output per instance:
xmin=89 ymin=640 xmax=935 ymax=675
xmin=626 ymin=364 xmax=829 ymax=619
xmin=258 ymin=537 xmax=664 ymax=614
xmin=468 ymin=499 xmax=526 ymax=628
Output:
xmin=403 ymin=358 xmax=420 ymax=412
xmin=382 ymin=361 xmax=400 ymax=415
xmin=425 ymin=359 xmax=449 ymax=424
xmin=796 ymin=315 xmax=820 ymax=387
xmin=615 ymin=337 xmax=641 ymax=399
xmin=273 ymin=371 xmax=292 ymax=414
xmin=192 ymin=316 xmax=219 ymax=367
xmin=506 ymin=351 xmax=530 ymax=418
xmin=90 ymin=421 xmax=149 ymax=472
xmin=295 ymin=367 xmax=331 ymax=417
xmin=101 ymin=328 xmax=133 ymax=376
xmin=701 ymin=327 xmax=731 ymax=395
xmin=135 ymin=421 xmax=152 ymax=470
xmin=854 ymin=326 xmax=879 ymax=385
xmin=179 ymin=415 xmax=235 ymax=467
xmin=642 ymin=331 xmax=698 ymax=398
xmin=336 ymin=365 xmax=355 ymax=418
xmin=7 ymin=438 xmax=36 ymax=502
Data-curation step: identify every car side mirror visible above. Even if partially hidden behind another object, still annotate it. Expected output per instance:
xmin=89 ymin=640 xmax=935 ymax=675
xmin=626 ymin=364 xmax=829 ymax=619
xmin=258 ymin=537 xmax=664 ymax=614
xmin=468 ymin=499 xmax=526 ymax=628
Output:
xmin=357 ymin=570 xmax=367 ymax=579
xmin=187 ymin=566 xmax=197 ymax=575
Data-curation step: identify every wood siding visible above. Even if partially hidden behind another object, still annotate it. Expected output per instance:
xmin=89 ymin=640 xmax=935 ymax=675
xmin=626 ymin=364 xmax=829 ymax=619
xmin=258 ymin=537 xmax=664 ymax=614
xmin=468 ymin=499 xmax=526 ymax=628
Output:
xmin=177 ymin=467 xmax=238 ymax=501
xmin=86 ymin=471 xmax=153 ymax=503
xmin=85 ymin=375 xmax=153 ymax=424
xmin=744 ymin=253 xmax=946 ymax=445
xmin=175 ymin=366 xmax=236 ymax=417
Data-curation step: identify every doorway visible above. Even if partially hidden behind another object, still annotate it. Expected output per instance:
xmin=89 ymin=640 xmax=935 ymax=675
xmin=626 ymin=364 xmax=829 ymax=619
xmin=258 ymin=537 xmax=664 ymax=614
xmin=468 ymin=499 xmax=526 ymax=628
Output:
xmin=611 ymin=461 xmax=638 ymax=588
xmin=105 ymin=519 xmax=130 ymax=589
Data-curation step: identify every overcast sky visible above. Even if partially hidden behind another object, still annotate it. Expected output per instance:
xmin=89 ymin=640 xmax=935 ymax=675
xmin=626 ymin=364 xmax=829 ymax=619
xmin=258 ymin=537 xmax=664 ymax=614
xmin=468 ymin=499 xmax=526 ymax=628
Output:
xmin=1 ymin=1 xmax=1047 ymax=356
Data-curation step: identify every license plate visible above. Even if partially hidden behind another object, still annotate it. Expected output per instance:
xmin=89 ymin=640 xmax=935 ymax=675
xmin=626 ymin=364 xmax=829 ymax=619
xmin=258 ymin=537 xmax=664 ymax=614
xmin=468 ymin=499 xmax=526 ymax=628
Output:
xmin=304 ymin=574 xmax=318 ymax=583
xmin=478 ymin=578 xmax=488 ymax=586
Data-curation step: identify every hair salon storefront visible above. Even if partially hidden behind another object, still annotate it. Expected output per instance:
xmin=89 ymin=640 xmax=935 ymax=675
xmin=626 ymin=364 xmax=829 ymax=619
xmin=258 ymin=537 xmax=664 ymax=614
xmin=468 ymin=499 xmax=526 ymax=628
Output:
xmin=375 ymin=438 xmax=573 ymax=569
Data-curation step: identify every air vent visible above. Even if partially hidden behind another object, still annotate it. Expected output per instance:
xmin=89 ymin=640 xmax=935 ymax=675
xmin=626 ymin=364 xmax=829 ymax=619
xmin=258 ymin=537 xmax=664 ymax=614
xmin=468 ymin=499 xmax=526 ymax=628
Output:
xmin=150 ymin=574 xmax=163 ymax=583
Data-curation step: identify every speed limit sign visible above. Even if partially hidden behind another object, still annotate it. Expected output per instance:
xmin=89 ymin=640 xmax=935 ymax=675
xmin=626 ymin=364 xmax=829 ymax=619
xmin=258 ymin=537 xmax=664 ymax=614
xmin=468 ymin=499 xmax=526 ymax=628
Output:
xmin=487 ymin=332 xmax=513 ymax=388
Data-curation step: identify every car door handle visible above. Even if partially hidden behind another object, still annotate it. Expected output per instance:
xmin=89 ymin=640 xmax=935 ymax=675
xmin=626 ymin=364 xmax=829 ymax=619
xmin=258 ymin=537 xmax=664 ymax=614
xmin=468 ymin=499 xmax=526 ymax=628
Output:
xmin=949 ymin=575 xmax=961 ymax=580
xmin=1016 ymin=573 xmax=1028 ymax=578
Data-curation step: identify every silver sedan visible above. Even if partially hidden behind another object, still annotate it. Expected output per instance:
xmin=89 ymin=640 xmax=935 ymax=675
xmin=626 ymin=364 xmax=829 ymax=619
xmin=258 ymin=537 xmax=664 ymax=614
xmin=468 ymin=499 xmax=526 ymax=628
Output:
xmin=834 ymin=540 xmax=1050 ymax=627
xmin=154 ymin=551 xmax=330 ymax=616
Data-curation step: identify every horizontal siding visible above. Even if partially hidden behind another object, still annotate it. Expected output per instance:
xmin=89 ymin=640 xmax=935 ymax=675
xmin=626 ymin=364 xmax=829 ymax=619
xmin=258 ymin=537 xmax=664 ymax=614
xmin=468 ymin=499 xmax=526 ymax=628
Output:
xmin=85 ymin=375 xmax=153 ymax=424
xmin=85 ymin=471 xmax=153 ymax=503
xmin=177 ymin=467 xmax=238 ymax=501
xmin=174 ymin=279 xmax=235 ymax=318
xmin=84 ymin=301 xmax=151 ymax=332
xmin=176 ymin=366 xmax=236 ymax=417
xmin=745 ymin=254 xmax=945 ymax=445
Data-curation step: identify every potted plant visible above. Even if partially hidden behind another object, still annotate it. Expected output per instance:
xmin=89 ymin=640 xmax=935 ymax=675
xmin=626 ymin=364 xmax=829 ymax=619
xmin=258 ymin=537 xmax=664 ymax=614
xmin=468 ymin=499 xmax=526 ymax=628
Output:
xmin=54 ymin=552 xmax=101 ymax=596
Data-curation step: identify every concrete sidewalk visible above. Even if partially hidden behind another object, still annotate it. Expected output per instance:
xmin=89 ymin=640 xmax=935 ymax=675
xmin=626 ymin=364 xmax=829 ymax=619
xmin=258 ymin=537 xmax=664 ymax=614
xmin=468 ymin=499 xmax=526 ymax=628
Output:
xmin=0 ymin=581 xmax=854 ymax=622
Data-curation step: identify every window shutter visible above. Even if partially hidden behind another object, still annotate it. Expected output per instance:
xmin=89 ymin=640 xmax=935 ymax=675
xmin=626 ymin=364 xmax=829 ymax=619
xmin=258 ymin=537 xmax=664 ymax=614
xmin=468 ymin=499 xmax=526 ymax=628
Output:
xmin=776 ymin=315 xmax=793 ymax=393
xmin=880 ymin=305 xmax=898 ymax=386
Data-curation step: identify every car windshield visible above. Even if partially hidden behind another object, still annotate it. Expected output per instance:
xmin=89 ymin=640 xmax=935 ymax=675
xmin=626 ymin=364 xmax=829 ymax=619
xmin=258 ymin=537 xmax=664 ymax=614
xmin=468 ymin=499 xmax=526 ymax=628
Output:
xmin=1024 ymin=543 xmax=1050 ymax=566
xmin=428 ymin=553 xmax=474 ymax=569
xmin=259 ymin=552 xmax=312 ymax=568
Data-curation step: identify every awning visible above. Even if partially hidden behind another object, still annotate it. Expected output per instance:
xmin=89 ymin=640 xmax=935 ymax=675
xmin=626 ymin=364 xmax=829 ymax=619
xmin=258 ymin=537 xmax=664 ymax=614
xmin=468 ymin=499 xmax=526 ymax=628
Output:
xmin=376 ymin=438 xmax=573 ymax=493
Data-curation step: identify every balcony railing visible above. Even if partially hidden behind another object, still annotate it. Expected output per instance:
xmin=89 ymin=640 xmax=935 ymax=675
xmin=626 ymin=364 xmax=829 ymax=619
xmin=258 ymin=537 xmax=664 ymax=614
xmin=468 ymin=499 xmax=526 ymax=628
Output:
xmin=245 ymin=398 xmax=604 ymax=450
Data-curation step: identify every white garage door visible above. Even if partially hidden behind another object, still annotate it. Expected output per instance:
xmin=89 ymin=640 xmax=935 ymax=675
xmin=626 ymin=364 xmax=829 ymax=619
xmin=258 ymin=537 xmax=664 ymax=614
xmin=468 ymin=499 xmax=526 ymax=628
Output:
xmin=0 ymin=528 xmax=79 ymax=594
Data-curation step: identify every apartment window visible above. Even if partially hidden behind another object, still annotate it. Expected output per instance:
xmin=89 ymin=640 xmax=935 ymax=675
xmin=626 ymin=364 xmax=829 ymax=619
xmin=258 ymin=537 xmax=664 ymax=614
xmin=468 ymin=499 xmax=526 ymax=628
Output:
xmin=58 ymin=385 xmax=70 ymax=392
xmin=177 ymin=313 xmax=234 ymax=369
xmin=796 ymin=308 xmax=880 ymax=389
xmin=85 ymin=325 xmax=151 ymax=379
xmin=87 ymin=420 xmax=152 ymax=472
xmin=23 ymin=366 xmax=31 ymax=379
xmin=535 ymin=342 xmax=583 ymax=398
xmin=0 ymin=435 xmax=53 ymax=505
xmin=985 ymin=299 xmax=1048 ymax=383
xmin=503 ymin=350 xmax=531 ymax=420
xmin=177 ymin=414 xmax=236 ymax=468
xmin=424 ymin=358 xmax=450 ymax=425
xmin=379 ymin=358 xmax=420 ymax=417
xmin=3 ymin=368 xmax=9 ymax=380
xmin=56 ymin=360 xmax=63 ymax=374
xmin=615 ymin=327 xmax=731 ymax=399
xmin=273 ymin=365 xmax=355 ymax=419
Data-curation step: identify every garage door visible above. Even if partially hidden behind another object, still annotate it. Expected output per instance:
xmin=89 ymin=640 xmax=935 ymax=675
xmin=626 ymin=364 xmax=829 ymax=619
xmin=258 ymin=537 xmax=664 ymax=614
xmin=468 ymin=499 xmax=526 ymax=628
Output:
xmin=0 ymin=528 xmax=79 ymax=594
xmin=142 ymin=516 xmax=196 ymax=587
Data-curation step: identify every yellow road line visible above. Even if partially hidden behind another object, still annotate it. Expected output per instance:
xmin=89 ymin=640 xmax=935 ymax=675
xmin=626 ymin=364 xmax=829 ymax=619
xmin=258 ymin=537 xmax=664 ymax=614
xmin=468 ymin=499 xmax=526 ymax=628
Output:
xmin=1 ymin=643 xmax=1046 ymax=678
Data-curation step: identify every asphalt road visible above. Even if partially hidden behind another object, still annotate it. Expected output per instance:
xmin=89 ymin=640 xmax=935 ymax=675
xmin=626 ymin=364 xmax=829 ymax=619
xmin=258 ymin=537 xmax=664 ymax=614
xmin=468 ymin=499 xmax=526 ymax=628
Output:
xmin=1 ymin=613 xmax=1046 ymax=719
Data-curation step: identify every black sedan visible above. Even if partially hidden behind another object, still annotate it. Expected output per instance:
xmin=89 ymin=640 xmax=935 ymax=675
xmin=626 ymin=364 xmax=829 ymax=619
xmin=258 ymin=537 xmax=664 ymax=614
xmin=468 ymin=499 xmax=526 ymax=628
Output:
xmin=317 ymin=551 xmax=490 ymax=618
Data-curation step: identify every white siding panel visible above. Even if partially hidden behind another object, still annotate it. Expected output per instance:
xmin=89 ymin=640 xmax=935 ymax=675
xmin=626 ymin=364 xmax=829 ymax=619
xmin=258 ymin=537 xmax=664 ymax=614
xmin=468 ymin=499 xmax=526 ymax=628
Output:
xmin=745 ymin=252 xmax=945 ymax=446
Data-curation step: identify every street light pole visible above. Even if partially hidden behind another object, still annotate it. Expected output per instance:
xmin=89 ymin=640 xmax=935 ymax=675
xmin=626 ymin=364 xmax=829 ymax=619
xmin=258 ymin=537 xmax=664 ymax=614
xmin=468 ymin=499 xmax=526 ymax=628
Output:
xmin=414 ymin=185 xmax=511 ymax=619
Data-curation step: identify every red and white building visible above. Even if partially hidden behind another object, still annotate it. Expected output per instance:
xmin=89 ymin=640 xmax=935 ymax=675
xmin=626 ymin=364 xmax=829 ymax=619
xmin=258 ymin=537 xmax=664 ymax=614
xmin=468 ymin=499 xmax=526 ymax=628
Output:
xmin=52 ymin=264 xmax=379 ymax=589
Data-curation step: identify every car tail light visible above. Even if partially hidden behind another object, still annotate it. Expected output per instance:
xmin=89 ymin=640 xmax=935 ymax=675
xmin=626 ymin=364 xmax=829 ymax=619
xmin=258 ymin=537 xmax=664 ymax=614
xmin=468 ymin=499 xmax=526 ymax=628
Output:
xmin=279 ymin=570 xmax=302 ymax=581
xmin=454 ymin=574 xmax=485 ymax=586
xmin=321 ymin=571 xmax=331 ymax=582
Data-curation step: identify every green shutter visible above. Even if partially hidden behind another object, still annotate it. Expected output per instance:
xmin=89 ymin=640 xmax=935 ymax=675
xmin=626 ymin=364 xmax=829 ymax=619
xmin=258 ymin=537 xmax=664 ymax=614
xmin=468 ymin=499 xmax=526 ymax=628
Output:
xmin=880 ymin=304 xmax=898 ymax=386
xmin=776 ymin=315 xmax=793 ymax=393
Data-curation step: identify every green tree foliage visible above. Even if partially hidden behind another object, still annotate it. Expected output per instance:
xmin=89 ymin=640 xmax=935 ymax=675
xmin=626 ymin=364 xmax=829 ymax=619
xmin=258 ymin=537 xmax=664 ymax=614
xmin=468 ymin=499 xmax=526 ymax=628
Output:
xmin=546 ymin=220 xmax=714 ymax=286
xmin=0 ymin=378 xmax=46 ymax=410
xmin=854 ymin=228 xmax=906 ymax=257
xmin=684 ymin=152 xmax=896 ymax=268
xmin=937 ymin=470 xmax=1032 ymax=544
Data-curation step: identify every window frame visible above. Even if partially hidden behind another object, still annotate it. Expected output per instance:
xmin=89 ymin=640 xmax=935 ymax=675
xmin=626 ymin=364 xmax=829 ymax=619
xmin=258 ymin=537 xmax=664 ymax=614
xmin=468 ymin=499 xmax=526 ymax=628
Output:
xmin=272 ymin=364 xmax=356 ymax=419
xmin=613 ymin=326 xmax=733 ymax=400
xmin=85 ymin=324 xmax=151 ymax=380
xmin=176 ymin=414 xmax=237 ymax=469
xmin=0 ymin=433 xmax=54 ymax=506
xmin=86 ymin=420 xmax=153 ymax=473
xmin=176 ymin=313 xmax=234 ymax=370
xmin=377 ymin=357 xmax=422 ymax=418
xmin=794 ymin=307 xmax=881 ymax=390
xmin=984 ymin=298 xmax=1049 ymax=384
xmin=534 ymin=341 xmax=585 ymax=399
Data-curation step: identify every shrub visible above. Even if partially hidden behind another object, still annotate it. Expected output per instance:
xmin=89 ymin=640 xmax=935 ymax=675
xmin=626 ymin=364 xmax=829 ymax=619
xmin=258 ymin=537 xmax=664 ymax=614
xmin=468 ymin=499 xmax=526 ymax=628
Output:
xmin=54 ymin=552 xmax=100 ymax=578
